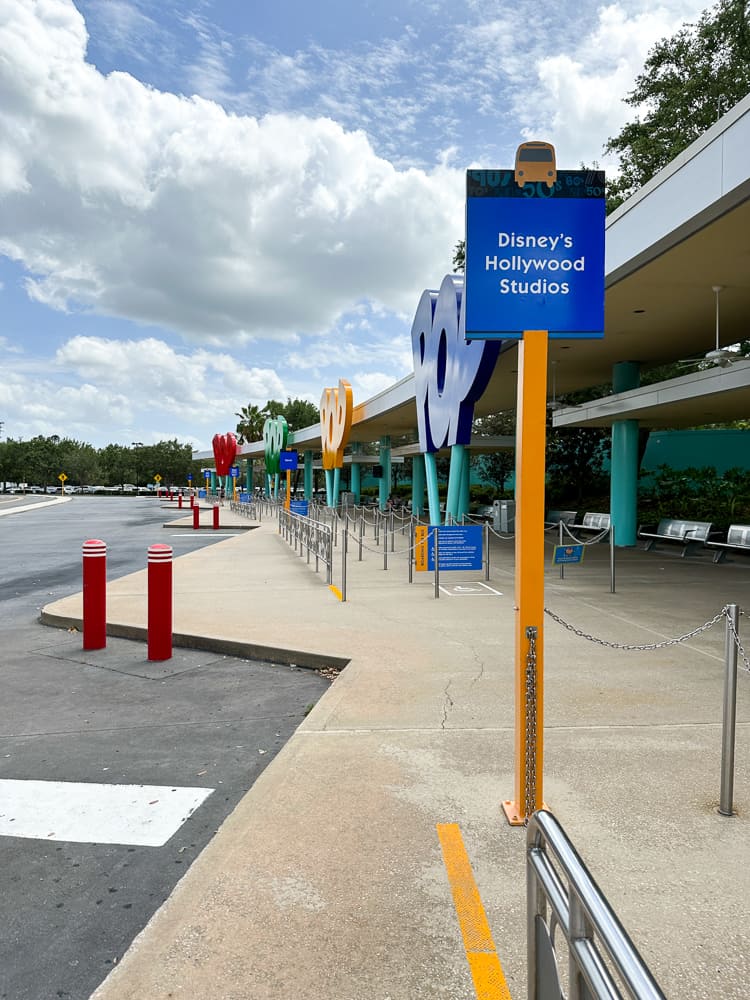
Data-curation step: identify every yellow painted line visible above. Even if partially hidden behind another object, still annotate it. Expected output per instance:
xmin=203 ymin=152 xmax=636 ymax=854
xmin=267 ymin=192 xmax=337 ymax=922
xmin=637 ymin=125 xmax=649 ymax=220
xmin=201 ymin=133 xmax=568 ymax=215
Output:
xmin=328 ymin=585 xmax=343 ymax=601
xmin=437 ymin=823 xmax=513 ymax=1000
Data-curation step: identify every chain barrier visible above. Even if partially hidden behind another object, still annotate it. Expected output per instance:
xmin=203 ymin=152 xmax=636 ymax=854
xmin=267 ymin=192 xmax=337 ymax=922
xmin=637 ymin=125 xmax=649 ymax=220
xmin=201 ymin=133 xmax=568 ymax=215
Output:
xmin=544 ymin=604 xmax=750 ymax=670
xmin=342 ymin=527 xmax=415 ymax=558
xmin=524 ymin=625 xmax=538 ymax=821
xmin=560 ymin=522 xmax=610 ymax=546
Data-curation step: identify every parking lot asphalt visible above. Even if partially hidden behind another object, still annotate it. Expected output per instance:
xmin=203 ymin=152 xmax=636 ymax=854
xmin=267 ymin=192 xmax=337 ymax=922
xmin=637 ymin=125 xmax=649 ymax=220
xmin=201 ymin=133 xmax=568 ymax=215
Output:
xmin=36 ymin=501 xmax=750 ymax=999
xmin=0 ymin=497 xmax=329 ymax=1000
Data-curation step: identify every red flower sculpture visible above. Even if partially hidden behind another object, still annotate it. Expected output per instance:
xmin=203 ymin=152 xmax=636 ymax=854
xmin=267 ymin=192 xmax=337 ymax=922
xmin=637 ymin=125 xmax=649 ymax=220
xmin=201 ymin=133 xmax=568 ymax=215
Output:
xmin=212 ymin=432 xmax=237 ymax=477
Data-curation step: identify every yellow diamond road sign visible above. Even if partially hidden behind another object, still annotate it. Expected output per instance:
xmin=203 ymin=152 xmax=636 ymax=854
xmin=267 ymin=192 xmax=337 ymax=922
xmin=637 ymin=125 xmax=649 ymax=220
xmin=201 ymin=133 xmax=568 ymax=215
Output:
xmin=58 ymin=473 xmax=67 ymax=482
xmin=154 ymin=474 xmax=162 ymax=483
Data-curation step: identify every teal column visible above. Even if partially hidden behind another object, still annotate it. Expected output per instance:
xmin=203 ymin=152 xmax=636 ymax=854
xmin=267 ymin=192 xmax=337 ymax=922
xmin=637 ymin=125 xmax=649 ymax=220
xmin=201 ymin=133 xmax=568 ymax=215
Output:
xmin=458 ymin=448 xmax=471 ymax=519
xmin=411 ymin=453 xmax=425 ymax=515
xmin=210 ymin=471 xmax=217 ymax=494
xmin=333 ymin=467 xmax=341 ymax=506
xmin=446 ymin=444 xmax=466 ymax=521
xmin=424 ymin=451 xmax=441 ymax=525
xmin=378 ymin=436 xmax=391 ymax=510
xmin=611 ymin=361 xmax=640 ymax=546
xmin=245 ymin=460 xmax=251 ymax=494
xmin=325 ymin=468 xmax=334 ymax=506
xmin=304 ymin=451 xmax=313 ymax=500
xmin=350 ymin=442 xmax=361 ymax=503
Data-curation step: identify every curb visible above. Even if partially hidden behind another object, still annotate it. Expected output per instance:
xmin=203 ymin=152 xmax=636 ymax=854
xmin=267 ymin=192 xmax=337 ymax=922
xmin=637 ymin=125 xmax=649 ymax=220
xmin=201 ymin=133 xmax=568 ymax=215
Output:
xmin=38 ymin=610 xmax=350 ymax=672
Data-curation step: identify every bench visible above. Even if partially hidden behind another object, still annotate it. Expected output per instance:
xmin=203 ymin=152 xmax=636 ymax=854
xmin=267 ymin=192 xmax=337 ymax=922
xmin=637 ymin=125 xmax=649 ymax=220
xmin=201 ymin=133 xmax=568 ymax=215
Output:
xmin=545 ymin=510 xmax=577 ymax=527
xmin=568 ymin=512 xmax=611 ymax=541
xmin=706 ymin=524 xmax=750 ymax=563
xmin=638 ymin=518 xmax=713 ymax=557
xmin=574 ymin=512 xmax=610 ymax=531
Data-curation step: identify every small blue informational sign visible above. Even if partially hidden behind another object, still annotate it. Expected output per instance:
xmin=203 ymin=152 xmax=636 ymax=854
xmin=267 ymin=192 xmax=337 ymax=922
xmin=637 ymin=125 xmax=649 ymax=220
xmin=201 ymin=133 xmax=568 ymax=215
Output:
xmin=187 ymin=474 xmax=193 ymax=482
xmin=198 ymin=488 xmax=207 ymax=499
xmin=465 ymin=169 xmax=605 ymax=340
xmin=279 ymin=451 xmax=299 ymax=471
xmin=229 ymin=465 xmax=240 ymax=478
xmin=426 ymin=525 xmax=483 ymax=571
xmin=289 ymin=499 xmax=309 ymax=516
xmin=553 ymin=544 xmax=585 ymax=565
xmin=239 ymin=491 xmax=250 ymax=503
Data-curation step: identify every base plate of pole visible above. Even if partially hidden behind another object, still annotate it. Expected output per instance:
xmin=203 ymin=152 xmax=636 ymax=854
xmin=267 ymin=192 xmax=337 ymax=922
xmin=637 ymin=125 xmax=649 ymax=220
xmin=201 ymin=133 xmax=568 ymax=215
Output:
xmin=502 ymin=799 xmax=549 ymax=827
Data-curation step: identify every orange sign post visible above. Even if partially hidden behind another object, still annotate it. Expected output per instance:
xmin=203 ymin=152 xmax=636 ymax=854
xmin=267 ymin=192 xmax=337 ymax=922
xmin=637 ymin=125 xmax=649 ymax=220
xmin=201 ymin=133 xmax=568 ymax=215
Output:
xmin=502 ymin=329 xmax=549 ymax=826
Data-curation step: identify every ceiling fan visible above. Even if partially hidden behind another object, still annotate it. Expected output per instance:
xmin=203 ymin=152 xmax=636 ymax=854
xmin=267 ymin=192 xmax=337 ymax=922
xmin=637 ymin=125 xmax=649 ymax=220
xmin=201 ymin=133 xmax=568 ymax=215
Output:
xmin=678 ymin=286 xmax=746 ymax=369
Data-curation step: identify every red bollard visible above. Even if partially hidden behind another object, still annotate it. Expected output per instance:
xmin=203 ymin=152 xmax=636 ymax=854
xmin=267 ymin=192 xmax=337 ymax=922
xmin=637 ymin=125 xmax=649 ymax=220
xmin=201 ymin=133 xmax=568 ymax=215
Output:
xmin=193 ymin=504 xmax=200 ymax=530
xmin=147 ymin=544 xmax=173 ymax=661
xmin=189 ymin=493 xmax=195 ymax=508
xmin=178 ymin=494 xmax=183 ymax=509
xmin=82 ymin=539 xmax=107 ymax=650
xmin=213 ymin=504 xmax=220 ymax=530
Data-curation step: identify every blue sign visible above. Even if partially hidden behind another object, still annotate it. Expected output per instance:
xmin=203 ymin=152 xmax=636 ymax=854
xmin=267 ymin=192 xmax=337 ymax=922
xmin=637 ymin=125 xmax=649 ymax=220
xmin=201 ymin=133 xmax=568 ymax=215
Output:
xmin=553 ymin=544 xmax=585 ymax=565
xmin=426 ymin=525 xmax=483 ymax=571
xmin=289 ymin=499 xmax=309 ymax=516
xmin=239 ymin=491 xmax=250 ymax=502
xmin=187 ymin=474 xmax=193 ymax=482
xmin=279 ymin=450 xmax=299 ymax=471
xmin=229 ymin=465 xmax=240 ymax=478
xmin=465 ymin=170 xmax=605 ymax=339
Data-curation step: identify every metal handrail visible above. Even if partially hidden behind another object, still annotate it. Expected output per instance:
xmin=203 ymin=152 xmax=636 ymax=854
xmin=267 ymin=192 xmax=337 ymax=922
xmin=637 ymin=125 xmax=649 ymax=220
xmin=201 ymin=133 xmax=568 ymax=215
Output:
xmin=527 ymin=810 xmax=665 ymax=1000
xmin=278 ymin=507 xmax=333 ymax=583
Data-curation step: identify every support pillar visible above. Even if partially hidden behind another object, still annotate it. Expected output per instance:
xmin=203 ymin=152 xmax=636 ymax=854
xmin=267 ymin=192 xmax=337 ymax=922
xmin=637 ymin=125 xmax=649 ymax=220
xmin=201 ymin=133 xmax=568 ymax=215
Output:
xmin=611 ymin=361 xmax=640 ymax=547
xmin=304 ymin=451 xmax=314 ymax=500
xmin=424 ymin=451 xmax=441 ymax=525
xmin=411 ymin=453 xmax=426 ymax=515
xmin=350 ymin=443 xmax=362 ymax=504
xmin=458 ymin=447 xmax=471 ymax=519
xmin=378 ymin=436 xmax=391 ymax=511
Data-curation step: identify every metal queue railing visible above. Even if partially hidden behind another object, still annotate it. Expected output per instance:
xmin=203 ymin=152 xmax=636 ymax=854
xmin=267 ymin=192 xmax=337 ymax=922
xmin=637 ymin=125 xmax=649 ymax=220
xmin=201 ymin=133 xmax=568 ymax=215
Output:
xmin=277 ymin=506 xmax=333 ymax=584
xmin=527 ymin=810 xmax=665 ymax=1000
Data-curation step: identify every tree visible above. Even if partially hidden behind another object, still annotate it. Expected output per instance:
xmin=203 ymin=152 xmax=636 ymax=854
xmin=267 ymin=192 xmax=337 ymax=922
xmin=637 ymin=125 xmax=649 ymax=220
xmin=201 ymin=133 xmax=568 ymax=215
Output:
xmin=234 ymin=404 xmax=266 ymax=444
xmin=605 ymin=0 xmax=750 ymax=207
xmin=474 ymin=411 xmax=516 ymax=493
xmin=546 ymin=425 xmax=610 ymax=506
xmin=279 ymin=397 xmax=319 ymax=431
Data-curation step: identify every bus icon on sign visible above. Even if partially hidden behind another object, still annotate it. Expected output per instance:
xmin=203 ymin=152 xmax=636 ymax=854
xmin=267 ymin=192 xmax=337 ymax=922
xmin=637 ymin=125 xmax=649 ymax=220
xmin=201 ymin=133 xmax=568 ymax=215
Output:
xmin=515 ymin=141 xmax=556 ymax=188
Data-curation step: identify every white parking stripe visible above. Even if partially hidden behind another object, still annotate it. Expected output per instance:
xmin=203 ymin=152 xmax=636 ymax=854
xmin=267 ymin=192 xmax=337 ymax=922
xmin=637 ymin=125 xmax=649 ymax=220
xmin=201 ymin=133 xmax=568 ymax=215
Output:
xmin=0 ymin=779 xmax=213 ymax=846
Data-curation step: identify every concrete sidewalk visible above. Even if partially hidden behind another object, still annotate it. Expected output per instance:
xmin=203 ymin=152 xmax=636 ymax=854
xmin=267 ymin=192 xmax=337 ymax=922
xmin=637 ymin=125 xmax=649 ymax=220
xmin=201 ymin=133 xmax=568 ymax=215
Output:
xmin=42 ymin=513 xmax=750 ymax=999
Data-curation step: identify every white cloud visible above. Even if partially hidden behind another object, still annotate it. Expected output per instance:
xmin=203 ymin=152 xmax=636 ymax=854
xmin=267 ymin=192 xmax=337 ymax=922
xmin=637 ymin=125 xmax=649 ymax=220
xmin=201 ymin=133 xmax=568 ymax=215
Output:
xmin=0 ymin=0 xmax=463 ymax=348
xmin=522 ymin=2 xmax=709 ymax=167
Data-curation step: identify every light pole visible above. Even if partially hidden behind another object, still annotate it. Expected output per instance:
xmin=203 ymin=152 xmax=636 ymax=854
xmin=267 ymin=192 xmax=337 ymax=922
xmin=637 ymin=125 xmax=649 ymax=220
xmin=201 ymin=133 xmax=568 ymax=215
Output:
xmin=131 ymin=441 xmax=144 ymax=490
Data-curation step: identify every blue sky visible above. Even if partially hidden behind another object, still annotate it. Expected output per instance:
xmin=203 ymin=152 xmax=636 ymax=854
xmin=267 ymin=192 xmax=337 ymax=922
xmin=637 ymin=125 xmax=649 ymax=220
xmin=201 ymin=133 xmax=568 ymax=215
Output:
xmin=0 ymin=0 xmax=706 ymax=449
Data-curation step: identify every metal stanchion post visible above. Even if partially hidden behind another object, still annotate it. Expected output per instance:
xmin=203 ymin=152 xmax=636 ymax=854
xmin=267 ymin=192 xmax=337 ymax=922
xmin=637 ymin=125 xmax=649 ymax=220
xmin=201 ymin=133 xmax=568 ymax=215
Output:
xmin=391 ymin=511 xmax=395 ymax=551
xmin=610 ymin=523 xmax=616 ymax=593
xmin=408 ymin=525 xmax=413 ymax=583
xmin=485 ymin=522 xmax=490 ymax=581
xmin=559 ymin=520 xmax=564 ymax=579
xmin=82 ymin=539 xmax=107 ymax=650
xmin=147 ymin=544 xmax=173 ymax=662
xmin=341 ymin=524 xmax=347 ymax=602
xmin=719 ymin=604 xmax=740 ymax=816
xmin=358 ymin=517 xmax=363 ymax=561
xmin=434 ymin=527 xmax=440 ymax=599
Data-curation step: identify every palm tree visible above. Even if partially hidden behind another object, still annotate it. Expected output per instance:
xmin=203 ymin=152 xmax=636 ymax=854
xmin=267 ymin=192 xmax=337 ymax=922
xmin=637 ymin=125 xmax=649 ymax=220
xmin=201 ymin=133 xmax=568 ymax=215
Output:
xmin=234 ymin=404 xmax=266 ymax=444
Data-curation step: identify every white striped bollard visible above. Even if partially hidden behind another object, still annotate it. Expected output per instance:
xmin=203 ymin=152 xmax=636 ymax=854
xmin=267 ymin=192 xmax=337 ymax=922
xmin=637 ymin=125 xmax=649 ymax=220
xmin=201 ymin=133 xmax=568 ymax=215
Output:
xmin=147 ymin=544 xmax=173 ymax=661
xmin=82 ymin=539 xmax=107 ymax=650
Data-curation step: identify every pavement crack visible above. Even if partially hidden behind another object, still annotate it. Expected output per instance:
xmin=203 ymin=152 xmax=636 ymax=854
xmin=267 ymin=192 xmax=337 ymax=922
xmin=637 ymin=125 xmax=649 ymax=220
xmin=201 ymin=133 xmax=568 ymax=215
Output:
xmin=441 ymin=680 xmax=454 ymax=730
xmin=470 ymin=648 xmax=485 ymax=684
